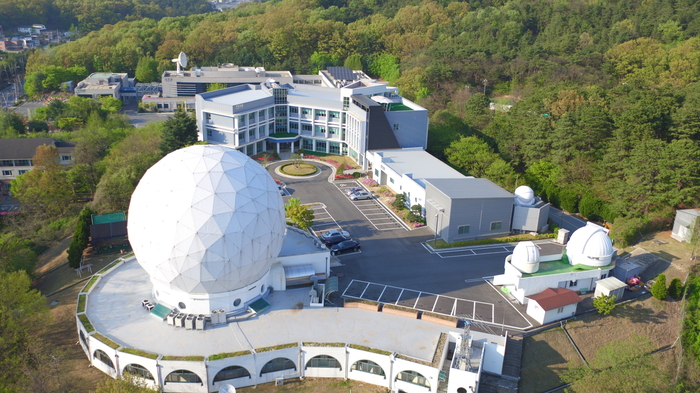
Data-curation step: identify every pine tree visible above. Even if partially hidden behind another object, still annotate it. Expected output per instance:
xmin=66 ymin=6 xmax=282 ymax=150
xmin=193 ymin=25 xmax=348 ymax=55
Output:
xmin=159 ymin=111 xmax=198 ymax=155
xmin=650 ymin=274 xmax=668 ymax=300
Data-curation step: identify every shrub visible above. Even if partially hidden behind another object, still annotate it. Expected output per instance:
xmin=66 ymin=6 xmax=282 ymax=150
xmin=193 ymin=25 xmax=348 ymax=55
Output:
xmin=669 ymin=278 xmax=683 ymax=299
xmin=559 ymin=189 xmax=579 ymax=213
xmin=392 ymin=193 xmax=407 ymax=209
xmin=353 ymin=172 xmax=361 ymax=178
xmin=651 ymin=274 xmax=668 ymax=300
xmin=578 ymin=193 xmax=604 ymax=221
xmin=593 ymin=294 xmax=616 ymax=315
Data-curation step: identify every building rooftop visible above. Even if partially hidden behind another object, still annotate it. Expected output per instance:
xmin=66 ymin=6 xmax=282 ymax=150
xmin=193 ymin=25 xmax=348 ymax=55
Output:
xmin=207 ymin=85 xmax=271 ymax=106
xmin=0 ymin=138 xmax=73 ymax=160
xmin=526 ymin=288 xmax=582 ymax=311
xmin=426 ymin=178 xmax=514 ymax=200
xmin=91 ymin=212 xmax=126 ymax=225
xmin=278 ymin=227 xmax=328 ymax=256
xmin=86 ymin=258 xmax=457 ymax=360
xmin=370 ymin=149 xmax=465 ymax=187
xmin=520 ymin=253 xmax=614 ymax=278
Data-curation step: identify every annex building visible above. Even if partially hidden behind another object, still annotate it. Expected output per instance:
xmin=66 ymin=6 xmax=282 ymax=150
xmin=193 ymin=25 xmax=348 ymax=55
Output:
xmin=194 ymin=67 xmax=428 ymax=170
xmin=0 ymin=138 xmax=75 ymax=196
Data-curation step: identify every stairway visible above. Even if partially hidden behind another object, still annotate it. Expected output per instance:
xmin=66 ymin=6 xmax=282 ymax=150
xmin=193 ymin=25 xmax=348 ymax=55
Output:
xmin=501 ymin=335 xmax=523 ymax=380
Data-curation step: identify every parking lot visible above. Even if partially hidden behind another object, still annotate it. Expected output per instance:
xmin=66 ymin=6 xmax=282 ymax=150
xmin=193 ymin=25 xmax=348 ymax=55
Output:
xmin=268 ymin=161 xmax=538 ymax=331
xmin=335 ymin=181 xmax=407 ymax=231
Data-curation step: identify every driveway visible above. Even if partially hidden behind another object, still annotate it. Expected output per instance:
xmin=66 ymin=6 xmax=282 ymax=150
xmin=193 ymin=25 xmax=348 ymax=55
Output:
xmin=267 ymin=160 xmax=536 ymax=331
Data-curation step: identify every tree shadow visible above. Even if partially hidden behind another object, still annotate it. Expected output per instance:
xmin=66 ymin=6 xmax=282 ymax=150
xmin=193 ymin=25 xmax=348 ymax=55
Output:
xmin=613 ymin=302 xmax=667 ymax=324
xmin=519 ymin=336 xmax=572 ymax=393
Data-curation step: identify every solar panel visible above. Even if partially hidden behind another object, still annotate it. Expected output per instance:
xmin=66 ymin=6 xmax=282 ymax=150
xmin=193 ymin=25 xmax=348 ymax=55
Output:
xmin=327 ymin=66 xmax=355 ymax=81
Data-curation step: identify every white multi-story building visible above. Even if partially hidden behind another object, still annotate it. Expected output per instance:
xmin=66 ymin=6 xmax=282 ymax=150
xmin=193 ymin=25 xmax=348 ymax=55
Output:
xmin=195 ymin=67 xmax=428 ymax=170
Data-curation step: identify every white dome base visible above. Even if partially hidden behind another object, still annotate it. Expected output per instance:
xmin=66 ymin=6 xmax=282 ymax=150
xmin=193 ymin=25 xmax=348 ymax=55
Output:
xmin=150 ymin=271 xmax=271 ymax=314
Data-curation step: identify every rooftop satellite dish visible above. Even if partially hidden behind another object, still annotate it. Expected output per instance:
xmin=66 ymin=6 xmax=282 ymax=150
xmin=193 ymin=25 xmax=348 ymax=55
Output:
xmin=171 ymin=52 xmax=188 ymax=73
xmin=219 ymin=384 xmax=236 ymax=393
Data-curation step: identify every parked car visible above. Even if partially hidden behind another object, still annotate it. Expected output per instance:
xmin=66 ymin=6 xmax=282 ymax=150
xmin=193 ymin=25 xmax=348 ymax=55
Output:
xmin=331 ymin=240 xmax=361 ymax=255
xmin=320 ymin=234 xmax=350 ymax=247
xmin=321 ymin=229 xmax=350 ymax=238
xmin=345 ymin=187 xmax=363 ymax=195
xmin=349 ymin=191 xmax=372 ymax=201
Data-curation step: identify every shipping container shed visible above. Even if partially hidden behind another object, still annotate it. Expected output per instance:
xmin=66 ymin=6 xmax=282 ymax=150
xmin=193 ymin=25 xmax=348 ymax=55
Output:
xmin=594 ymin=277 xmax=626 ymax=300
xmin=613 ymin=260 xmax=641 ymax=283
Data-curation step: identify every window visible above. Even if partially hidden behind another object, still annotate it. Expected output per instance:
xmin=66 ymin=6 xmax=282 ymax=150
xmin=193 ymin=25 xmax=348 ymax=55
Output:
xmin=289 ymin=106 xmax=299 ymax=114
xmin=246 ymin=144 xmax=254 ymax=155
xmin=60 ymin=155 xmax=72 ymax=161
xmin=249 ymin=129 xmax=255 ymax=138
xmin=557 ymin=306 xmax=565 ymax=313
xmin=329 ymin=142 xmax=340 ymax=154
xmin=259 ymin=126 xmax=266 ymax=137
xmin=306 ymin=355 xmax=341 ymax=369
xmin=289 ymin=122 xmax=299 ymax=130
xmin=351 ymin=360 xmax=385 ymax=377
xmin=207 ymin=129 xmax=213 ymax=137
xmin=302 ymin=138 xmax=314 ymax=150
xmin=249 ymin=112 xmax=255 ymax=121
xmin=374 ymin=169 xmax=379 ymax=177
xmin=0 ymin=160 xmax=13 ymax=166
xmin=233 ymin=298 xmax=241 ymax=307
xmin=238 ymin=131 xmax=246 ymax=143
xmin=393 ymin=123 xmax=399 ymax=131
xmin=165 ymin=370 xmax=202 ymax=383
xmin=395 ymin=370 xmax=430 ymax=388
xmin=260 ymin=358 xmax=296 ymax=375
xmin=214 ymin=366 xmax=250 ymax=382
xmin=301 ymin=108 xmax=312 ymax=115
xmin=124 ymin=364 xmax=154 ymax=380
xmin=178 ymin=302 xmax=186 ymax=309
xmin=389 ymin=177 xmax=394 ymax=184
xmin=2 ymin=170 xmax=12 ymax=176
xmin=259 ymin=109 xmax=266 ymax=119
xmin=15 ymin=160 xmax=31 ymax=167
xmin=490 ymin=221 xmax=502 ymax=231
xmin=93 ymin=350 xmax=114 ymax=369
xmin=316 ymin=141 xmax=326 ymax=152
xmin=458 ymin=225 xmax=470 ymax=234
xmin=343 ymin=97 xmax=349 ymax=110
xmin=269 ymin=108 xmax=275 ymax=117
xmin=315 ymin=126 xmax=326 ymax=134
xmin=329 ymin=111 xmax=340 ymax=119
xmin=329 ymin=127 xmax=339 ymax=135
xmin=569 ymin=280 xmax=577 ymax=287
xmin=163 ymin=104 xmax=169 ymax=109
xmin=315 ymin=109 xmax=326 ymax=117
xmin=237 ymin=115 xmax=246 ymax=126
xmin=18 ymin=170 xmax=28 ymax=175
xmin=302 ymin=124 xmax=312 ymax=131
xmin=601 ymin=273 xmax=607 ymax=279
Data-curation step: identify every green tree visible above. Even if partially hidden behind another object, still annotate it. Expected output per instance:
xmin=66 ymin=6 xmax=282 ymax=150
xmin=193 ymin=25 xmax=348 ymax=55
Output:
xmin=68 ymin=206 xmax=94 ymax=269
xmin=651 ymin=274 xmax=668 ymax=300
xmin=100 ymin=96 xmax=123 ymax=114
xmin=285 ymin=198 xmax=314 ymax=230
xmin=10 ymin=145 xmax=72 ymax=216
xmin=159 ymin=111 xmax=198 ymax=155
xmin=206 ymin=82 xmax=228 ymax=92
xmin=668 ymin=277 xmax=683 ymax=299
xmin=344 ymin=54 xmax=363 ymax=70
xmin=445 ymin=135 xmax=503 ymax=177
xmin=593 ymin=294 xmax=616 ymax=315
xmin=135 ymin=56 xmax=159 ymax=83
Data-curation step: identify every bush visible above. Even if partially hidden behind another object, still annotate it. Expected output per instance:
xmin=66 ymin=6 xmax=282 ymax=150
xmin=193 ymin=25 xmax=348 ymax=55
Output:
xmin=559 ymin=189 xmax=579 ymax=213
xmin=579 ymin=193 xmax=604 ymax=221
xmin=353 ymin=172 xmax=361 ymax=178
xmin=669 ymin=278 xmax=683 ymax=299
xmin=651 ymin=274 xmax=668 ymax=300
xmin=593 ymin=294 xmax=616 ymax=315
xmin=392 ymin=193 xmax=407 ymax=210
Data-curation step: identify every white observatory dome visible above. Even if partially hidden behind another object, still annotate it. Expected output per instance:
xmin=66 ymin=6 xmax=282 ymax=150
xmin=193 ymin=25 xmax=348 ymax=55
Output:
xmin=127 ymin=145 xmax=286 ymax=295
xmin=510 ymin=241 xmax=540 ymax=273
xmin=514 ymin=185 xmax=535 ymax=206
xmin=566 ymin=222 xmax=614 ymax=267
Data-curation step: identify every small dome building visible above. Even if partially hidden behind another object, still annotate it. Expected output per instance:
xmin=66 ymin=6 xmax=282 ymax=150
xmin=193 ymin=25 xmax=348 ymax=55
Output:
xmin=127 ymin=145 xmax=286 ymax=314
xmin=566 ymin=222 xmax=614 ymax=267
xmin=510 ymin=241 xmax=540 ymax=273
xmin=513 ymin=186 xmax=535 ymax=207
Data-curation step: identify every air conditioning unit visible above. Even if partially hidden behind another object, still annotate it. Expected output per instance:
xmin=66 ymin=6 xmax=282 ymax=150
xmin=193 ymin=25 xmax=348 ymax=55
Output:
xmin=210 ymin=310 xmax=220 ymax=325
xmin=218 ymin=309 xmax=226 ymax=324
xmin=174 ymin=313 xmax=186 ymax=328
xmin=185 ymin=314 xmax=195 ymax=330
xmin=166 ymin=311 xmax=177 ymax=325
xmin=195 ymin=315 xmax=205 ymax=330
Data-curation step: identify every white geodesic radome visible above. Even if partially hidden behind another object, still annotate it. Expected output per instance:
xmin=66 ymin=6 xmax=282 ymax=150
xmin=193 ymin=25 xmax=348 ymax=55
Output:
xmin=127 ymin=145 xmax=285 ymax=295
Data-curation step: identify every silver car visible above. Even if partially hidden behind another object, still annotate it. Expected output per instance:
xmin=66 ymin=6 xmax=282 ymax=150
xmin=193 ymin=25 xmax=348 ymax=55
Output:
xmin=349 ymin=191 xmax=372 ymax=201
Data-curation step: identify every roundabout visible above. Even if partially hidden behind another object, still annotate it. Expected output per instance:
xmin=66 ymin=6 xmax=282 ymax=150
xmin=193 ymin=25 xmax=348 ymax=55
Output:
xmin=278 ymin=162 xmax=319 ymax=176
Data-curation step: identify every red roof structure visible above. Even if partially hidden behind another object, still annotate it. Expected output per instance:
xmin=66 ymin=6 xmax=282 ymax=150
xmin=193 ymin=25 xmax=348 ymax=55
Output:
xmin=527 ymin=288 xmax=582 ymax=311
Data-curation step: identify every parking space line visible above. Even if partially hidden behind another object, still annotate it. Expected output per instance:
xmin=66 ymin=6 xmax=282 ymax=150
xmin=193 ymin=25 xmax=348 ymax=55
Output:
xmin=343 ymin=279 xmax=530 ymax=330
xmin=334 ymin=181 xmax=408 ymax=231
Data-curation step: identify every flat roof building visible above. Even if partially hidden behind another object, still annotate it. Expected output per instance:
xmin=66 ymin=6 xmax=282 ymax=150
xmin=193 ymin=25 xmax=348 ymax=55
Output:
xmin=75 ymin=72 xmax=134 ymax=100
xmin=195 ymin=71 xmax=428 ymax=170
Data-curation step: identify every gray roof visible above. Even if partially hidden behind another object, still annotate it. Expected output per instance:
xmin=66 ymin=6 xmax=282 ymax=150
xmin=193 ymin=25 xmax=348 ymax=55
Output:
xmin=0 ymin=138 xmax=60 ymax=160
xmin=426 ymin=178 xmax=514 ymax=199
xmin=370 ymin=149 xmax=465 ymax=186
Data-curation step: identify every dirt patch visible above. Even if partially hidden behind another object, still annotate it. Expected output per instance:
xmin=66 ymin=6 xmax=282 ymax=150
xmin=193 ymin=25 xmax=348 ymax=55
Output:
xmin=519 ymin=328 xmax=584 ymax=393
xmin=34 ymin=235 xmax=73 ymax=277
xmin=566 ymin=296 xmax=681 ymax=361
xmin=623 ymin=231 xmax=695 ymax=282
xmin=237 ymin=378 xmax=387 ymax=392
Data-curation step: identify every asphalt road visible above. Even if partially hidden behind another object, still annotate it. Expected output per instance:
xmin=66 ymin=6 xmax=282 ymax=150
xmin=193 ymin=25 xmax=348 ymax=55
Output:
xmin=268 ymin=160 xmax=534 ymax=330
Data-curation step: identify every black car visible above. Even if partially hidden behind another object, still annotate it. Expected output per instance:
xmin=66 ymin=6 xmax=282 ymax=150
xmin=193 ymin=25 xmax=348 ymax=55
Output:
xmin=345 ymin=187 xmax=363 ymax=195
xmin=331 ymin=240 xmax=361 ymax=255
xmin=320 ymin=234 xmax=349 ymax=247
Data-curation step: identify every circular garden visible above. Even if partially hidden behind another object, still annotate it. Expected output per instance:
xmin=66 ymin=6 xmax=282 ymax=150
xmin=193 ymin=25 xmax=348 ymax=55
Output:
xmin=279 ymin=162 xmax=318 ymax=176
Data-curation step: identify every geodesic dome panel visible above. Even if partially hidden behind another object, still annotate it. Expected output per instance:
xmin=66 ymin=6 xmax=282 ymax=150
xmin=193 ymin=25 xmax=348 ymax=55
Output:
xmin=127 ymin=145 xmax=285 ymax=294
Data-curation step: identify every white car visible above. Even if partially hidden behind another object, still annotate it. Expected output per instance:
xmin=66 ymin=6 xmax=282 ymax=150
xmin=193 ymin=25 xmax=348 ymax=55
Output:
xmin=322 ymin=229 xmax=350 ymax=238
xmin=350 ymin=191 xmax=372 ymax=201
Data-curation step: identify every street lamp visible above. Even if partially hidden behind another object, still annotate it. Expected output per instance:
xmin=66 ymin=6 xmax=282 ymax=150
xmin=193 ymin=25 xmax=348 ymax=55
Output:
xmin=482 ymin=79 xmax=488 ymax=95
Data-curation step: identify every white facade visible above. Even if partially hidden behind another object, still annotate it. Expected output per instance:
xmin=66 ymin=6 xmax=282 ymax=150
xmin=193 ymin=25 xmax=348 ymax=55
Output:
xmin=127 ymin=145 xmax=286 ymax=314
xmin=671 ymin=209 xmax=700 ymax=242
xmin=525 ymin=300 xmax=578 ymax=325
xmin=195 ymin=78 xmax=428 ymax=170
